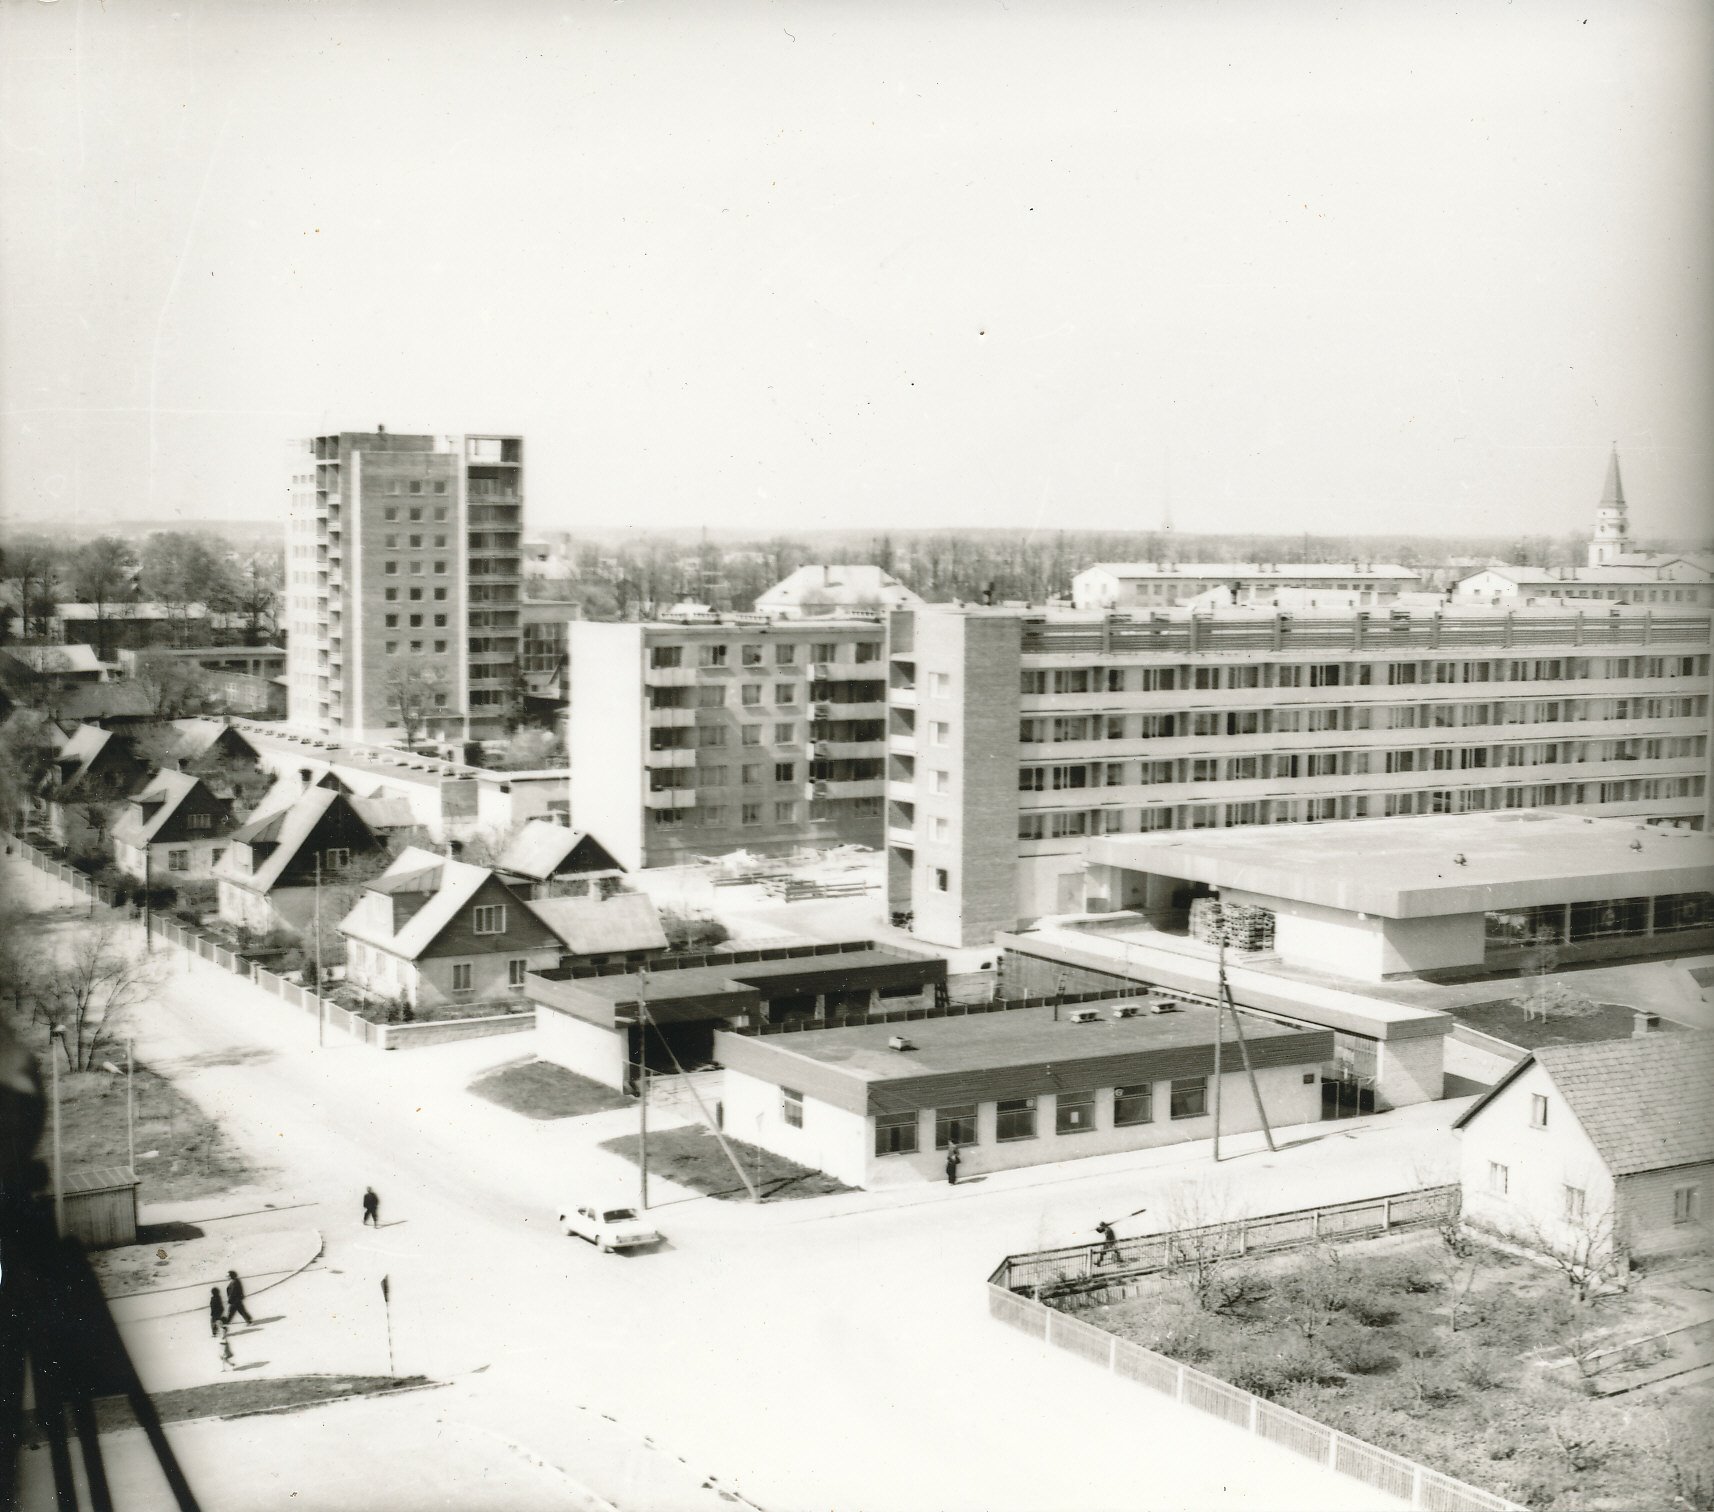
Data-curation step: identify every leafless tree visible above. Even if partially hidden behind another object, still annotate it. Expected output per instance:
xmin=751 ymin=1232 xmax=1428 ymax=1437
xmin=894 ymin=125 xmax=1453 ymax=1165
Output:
xmin=1164 ymin=1185 xmax=1248 ymax=1312
xmin=1276 ymin=1241 xmax=1347 ymax=1340
xmin=1429 ymin=1194 xmax=1482 ymax=1334
xmin=70 ymin=535 xmax=140 ymax=662
xmin=385 ymin=658 xmax=446 ymax=751
xmin=40 ymin=921 xmax=163 ymax=1071
xmin=1523 ymin=1200 xmax=1627 ymax=1304
xmin=0 ymin=708 xmax=57 ymax=831
xmin=0 ymin=905 xmax=52 ymax=1028
xmin=128 ymin=651 xmax=209 ymax=719
xmin=306 ymin=850 xmax=394 ymax=987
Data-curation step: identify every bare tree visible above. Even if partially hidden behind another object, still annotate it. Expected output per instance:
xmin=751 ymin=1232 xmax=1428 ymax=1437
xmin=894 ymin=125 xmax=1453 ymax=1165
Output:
xmin=1164 ymin=1185 xmax=1248 ymax=1312
xmin=0 ymin=904 xmax=52 ymax=1028
xmin=305 ymin=849 xmax=394 ymax=988
xmin=128 ymin=651 xmax=209 ymax=719
xmin=1429 ymin=1192 xmax=1482 ymax=1334
xmin=70 ymin=535 xmax=140 ymax=662
xmin=1276 ymin=1241 xmax=1347 ymax=1340
xmin=0 ymin=708 xmax=57 ymax=832
xmin=40 ymin=921 xmax=163 ymax=1071
xmin=385 ymin=658 xmax=447 ymax=751
xmin=1524 ymin=1199 xmax=1627 ymax=1304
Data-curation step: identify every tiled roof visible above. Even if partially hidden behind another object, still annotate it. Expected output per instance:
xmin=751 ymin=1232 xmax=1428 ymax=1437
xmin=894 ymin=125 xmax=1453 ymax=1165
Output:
xmin=1524 ymin=1038 xmax=1714 ymax=1176
xmin=111 ymin=769 xmax=210 ymax=848
xmin=495 ymin=820 xmax=615 ymax=881
xmin=337 ymin=846 xmax=499 ymax=961
xmin=526 ymin=892 xmax=667 ymax=956
xmin=216 ymin=787 xmax=370 ymax=893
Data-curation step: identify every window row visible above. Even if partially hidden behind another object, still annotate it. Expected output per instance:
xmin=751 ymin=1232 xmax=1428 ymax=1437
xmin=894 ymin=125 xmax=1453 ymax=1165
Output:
xmin=872 ymin=1080 xmax=1208 ymax=1155
xmin=649 ymin=640 xmax=882 ymax=670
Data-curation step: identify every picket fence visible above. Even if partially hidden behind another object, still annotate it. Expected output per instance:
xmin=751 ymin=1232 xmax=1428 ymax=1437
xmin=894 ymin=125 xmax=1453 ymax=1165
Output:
xmin=986 ymin=1283 xmax=1525 ymax=1512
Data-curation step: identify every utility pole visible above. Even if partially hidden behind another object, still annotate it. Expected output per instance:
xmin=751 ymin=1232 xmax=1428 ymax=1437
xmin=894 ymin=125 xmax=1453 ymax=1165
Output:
xmin=1211 ymin=910 xmax=1225 ymax=1164
xmin=50 ymin=1025 xmax=66 ymax=1234
xmin=1222 ymin=966 xmax=1278 ymax=1154
xmin=143 ymin=848 xmax=153 ymax=951
xmin=636 ymin=969 xmax=649 ymax=1212
xmin=314 ymin=853 xmax=325 ymax=1049
xmin=126 ymin=1036 xmax=136 ymax=1173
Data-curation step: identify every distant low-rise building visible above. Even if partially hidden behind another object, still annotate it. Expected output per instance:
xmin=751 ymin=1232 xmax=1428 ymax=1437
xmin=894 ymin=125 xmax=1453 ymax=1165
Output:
xmin=754 ymin=565 xmax=924 ymax=619
xmin=1072 ymin=561 xmax=1422 ymax=611
xmin=38 ymin=724 xmax=150 ymax=854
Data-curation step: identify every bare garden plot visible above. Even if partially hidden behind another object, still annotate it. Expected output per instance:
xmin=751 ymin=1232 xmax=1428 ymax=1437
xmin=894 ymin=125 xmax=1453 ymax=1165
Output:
xmin=1061 ymin=1227 xmax=1713 ymax=1511
xmin=599 ymin=1126 xmax=854 ymax=1202
xmin=467 ymin=1057 xmax=631 ymax=1120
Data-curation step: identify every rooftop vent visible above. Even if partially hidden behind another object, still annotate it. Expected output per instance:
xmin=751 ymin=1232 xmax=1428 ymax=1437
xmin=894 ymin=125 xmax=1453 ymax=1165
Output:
xmin=886 ymin=1035 xmax=914 ymax=1052
xmin=1149 ymin=1000 xmax=1181 ymax=1015
xmin=1066 ymin=1007 xmax=1102 ymax=1025
xmin=1110 ymin=1004 xmax=1141 ymax=1020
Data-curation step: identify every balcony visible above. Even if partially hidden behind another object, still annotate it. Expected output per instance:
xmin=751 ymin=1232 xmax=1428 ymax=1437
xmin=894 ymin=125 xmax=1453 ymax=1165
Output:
xmin=818 ymin=777 xmax=885 ymax=800
xmin=647 ymin=708 xmax=696 ymax=728
xmin=887 ymin=825 xmax=917 ymax=849
xmin=644 ymin=666 xmax=699 ymax=687
xmin=886 ymin=779 xmax=916 ymax=803
xmin=644 ymin=789 xmax=697 ymax=811
xmin=889 ymin=684 xmax=917 ymax=707
xmin=888 ymin=731 xmax=918 ymax=756
xmin=645 ymin=748 xmax=697 ymax=769
xmin=816 ymin=739 xmax=882 ymax=759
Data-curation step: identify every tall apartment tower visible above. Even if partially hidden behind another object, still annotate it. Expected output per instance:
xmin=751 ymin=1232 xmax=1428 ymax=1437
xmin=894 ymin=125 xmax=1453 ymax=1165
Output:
xmin=285 ymin=431 xmax=523 ymax=743
xmin=888 ymin=601 xmax=1713 ymax=946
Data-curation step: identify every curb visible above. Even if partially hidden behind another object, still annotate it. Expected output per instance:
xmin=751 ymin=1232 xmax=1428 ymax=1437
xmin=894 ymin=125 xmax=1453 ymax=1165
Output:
xmin=221 ymin=1374 xmax=446 ymax=1422
xmin=112 ymin=1229 xmax=326 ymax=1321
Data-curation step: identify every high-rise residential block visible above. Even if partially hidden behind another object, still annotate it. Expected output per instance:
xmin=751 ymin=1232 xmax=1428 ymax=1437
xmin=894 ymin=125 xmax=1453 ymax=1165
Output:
xmin=887 ymin=601 xmax=1713 ymax=946
xmin=285 ymin=430 xmax=523 ymax=743
xmin=567 ymin=612 xmax=888 ymax=870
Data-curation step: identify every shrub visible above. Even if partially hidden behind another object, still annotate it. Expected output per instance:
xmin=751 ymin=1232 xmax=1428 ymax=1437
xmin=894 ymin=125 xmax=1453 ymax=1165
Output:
xmin=661 ymin=910 xmax=731 ymax=952
xmin=1328 ymin=1330 xmax=1397 ymax=1376
xmin=1344 ymin=1286 xmax=1400 ymax=1328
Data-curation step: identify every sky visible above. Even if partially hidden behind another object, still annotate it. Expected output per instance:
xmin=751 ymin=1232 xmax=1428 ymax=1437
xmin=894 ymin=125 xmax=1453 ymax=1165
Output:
xmin=1 ymin=0 xmax=1710 ymax=542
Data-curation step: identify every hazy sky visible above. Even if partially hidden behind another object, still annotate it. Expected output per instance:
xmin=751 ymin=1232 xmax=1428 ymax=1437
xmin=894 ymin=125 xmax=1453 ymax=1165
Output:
xmin=2 ymin=0 xmax=1710 ymax=541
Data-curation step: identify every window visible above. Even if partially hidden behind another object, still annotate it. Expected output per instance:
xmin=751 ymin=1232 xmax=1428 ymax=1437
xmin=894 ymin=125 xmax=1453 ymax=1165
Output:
xmin=933 ymin=867 xmax=949 ymax=892
xmin=384 ymin=534 xmax=399 ymax=549
xmin=187 ymin=812 xmax=212 ymax=831
xmin=741 ymin=644 xmax=763 ymax=666
xmin=411 ymin=588 xmax=424 ymax=601
xmin=699 ymin=644 xmax=728 ymax=668
xmin=1113 ymin=1084 xmax=1153 ymax=1126
xmin=473 ymin=904 xmax=506 ymax=935
xmin=935 ymin=1104 xmax=977 ymax=1149
xmin=698 ymin=727 xmax=727 ymax=748
xmin=385 ymin=588 xmax=398 ymax=601
xmin=741 ymin=764 xmax=763 ymax=785
xmin=409 ymin=534 xmax=423 ymax=548
xmin=452 ymin=962 xmax=473 ymax=993
xmin=812 ymin=642 xmax=838 ymax=663
xmin=508 ymin=959 xmax=528 ymax=990
xmin=384 ymin=505 xmax=398 ymax=521
xmin=782 ymin=1088 xmax=804 ymax=1128
xmin=930 ymin=816 xmax=950 ymax=842
xmin=384 ymin=561 xmax=398 ymax=576
xmin=774 ymin=683 xmax=797 ymax=704
xmin=875 ymin=1110 xmax=918 ymax=1156
xmin=741 ymin=803 xmax=761 ymax=825
xmin=774 ymin=722 xmax=796 ymax=743
xmin=930 ymin=721 xmax=950 ymax=746
xmin=1056 ymin=1090 xmax=1096 ymax=1134
xmin=933 ymin=769 xmax=951 ymax=795
xmin=1562 ymin=1186 xmax=1585 ymax=1223
xmin=168 ymin=849 xmax=189 ymax=872
xmin=931 ymin=671 xmax=952 ymax=697
xmin=741 ymin=726 xmax=762 ymax=746
xmin=773 ymin=801 xmax=796 ymax=823
xmin=1488 ymin=1161 xmax=1509 ymax=1196
xmin=741 ymin=684 xmax=762 ymax=706
xmin=774 ymin=762 xmax=795 ymax=783
xmin=651 ymin=645 xmax=683 ymax=669
xmin=408 ymin=481 xmax=422 ymax=495
xmin=774 ymin=643 xmax=796 ymax=665
xmin=1169 ymin=1077 xmax=1207 ymax=1119
xmin=409 ymin=614 xmax=423 ymax=627
xmin=323 ymin=848 xmax=349 ymax=872
xmin=696 ymin=685 xmax=726 ymax=708
xmin=434 ymin=561 xmax=447 ymax=575
xmin=435 ymin=641 xmax=447 ymax=653
xmin=1530 ymin=1094 xmax=1548 ymax=1129
xmin=434 ymin=614 xmax=447 ymax=627
xmin=996 ymin=1097 xmax=1037 ymax=1141
xmin=1673 ymin=1184 xmax=1701 ymax=1225
xmin=433 ymin=587 xmax=447 ymax=601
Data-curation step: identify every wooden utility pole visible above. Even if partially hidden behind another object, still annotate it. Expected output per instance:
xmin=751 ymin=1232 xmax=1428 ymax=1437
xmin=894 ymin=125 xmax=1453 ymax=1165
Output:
xmin=1221 ymin=954 xmax=1278 ymax=1154
xmin=637 ymin=969 xmax=649 ymax=1212
xmin=142 ymin=849 xmax=153 ymax=951
xmin=126 ymin=1037 xmax=136 ymax=1173
xmin=50 ymin=1026 xmax=65 ymax=1234
xmin=314 ymin=854 xmax=325 ymax=1049
xmin=1211 ymin=947 xmax=1224 ymax=1163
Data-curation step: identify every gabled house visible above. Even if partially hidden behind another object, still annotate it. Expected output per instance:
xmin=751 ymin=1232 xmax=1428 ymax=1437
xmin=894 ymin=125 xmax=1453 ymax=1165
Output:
xmin=493 ymin=819 xmax=626 ymax=899
xmin=213 ymin=786 xmax=389 ymax=938
xmin=524 ymin=892 xmax=668 ymax=971
xmin=339 ymin=847 xmax=563 ymax=1010
xmin=39 ymin=724 xmax=151 ymax=855
xmin=1454 ymin=1035 xmax=1714 ymax=1265
xmin=158 ymin=720 xmax=270 ymax=817
xmin=110 ymin=770 xmax=236 ymax=883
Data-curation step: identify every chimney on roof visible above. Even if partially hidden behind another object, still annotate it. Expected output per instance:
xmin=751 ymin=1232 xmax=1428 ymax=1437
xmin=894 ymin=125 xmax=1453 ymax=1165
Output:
xmin=377 ymin=423 xmax=386 ymax=435
xmin=1632 ymin=1010 xmax=1662 ymax=1037
xmin=298 ymin=768 xmax=312 ymax=788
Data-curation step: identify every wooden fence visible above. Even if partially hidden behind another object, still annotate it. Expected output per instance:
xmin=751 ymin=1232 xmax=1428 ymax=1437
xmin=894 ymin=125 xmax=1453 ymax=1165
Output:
xmin=986 ymin=1276 xmax=1524 ymax=1512
xmin=991 ymin=1185 xmax=1460 ymax=1298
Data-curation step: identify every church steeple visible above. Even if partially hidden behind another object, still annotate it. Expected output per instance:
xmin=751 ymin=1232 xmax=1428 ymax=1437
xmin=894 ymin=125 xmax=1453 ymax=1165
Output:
xmin=1589 ymin=444 xmax=1632 ymax=567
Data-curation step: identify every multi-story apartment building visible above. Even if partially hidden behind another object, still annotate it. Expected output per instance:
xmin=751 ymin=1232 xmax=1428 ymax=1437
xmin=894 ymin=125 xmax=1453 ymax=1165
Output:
xmin=1073 ymin=561 xmax=1422 ymax=610
xmin=568 ymin=612 xmax=888 ymax=870
xmin=285 ymin=430 xmax=523 ymax=743
xmin=886 ymin=602 xmax=1714 ymax=946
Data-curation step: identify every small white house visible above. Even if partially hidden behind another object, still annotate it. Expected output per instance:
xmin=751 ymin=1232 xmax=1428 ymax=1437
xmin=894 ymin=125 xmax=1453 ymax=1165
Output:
xmin=1453 ymin=1035 xmax=1714 ymax=1264
xmin=110 ymin=769 xmax=236 ymax=883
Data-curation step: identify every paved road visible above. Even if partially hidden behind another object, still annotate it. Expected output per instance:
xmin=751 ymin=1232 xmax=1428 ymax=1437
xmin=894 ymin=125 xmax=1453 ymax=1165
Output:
xmin=10 ymin=858 xmax=1434 ymax=1510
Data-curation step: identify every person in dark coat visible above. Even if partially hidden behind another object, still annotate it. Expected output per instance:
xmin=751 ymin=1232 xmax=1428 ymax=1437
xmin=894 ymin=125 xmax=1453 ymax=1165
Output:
xmin=1095 ymin=1220 xmax=1120 ymax=1267
xmin=945 ymin=1142 xmax=961 ymax=1186
xmin=225 ymin=1269 xmax=254 ymax=1326
xmin=208 ymin=1287 xmax=226 ymax=1336
xmin=362 ymin=1186 xmax=380 ymax=1226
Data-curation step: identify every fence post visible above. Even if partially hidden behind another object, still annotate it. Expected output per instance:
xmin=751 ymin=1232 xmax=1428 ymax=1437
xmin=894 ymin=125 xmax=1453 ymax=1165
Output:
xmin=1175 ymin=1362 xmax=1185 ymax=1400
xmin=1312 ymin=1210 xmax=1321 ymax=1239
xmin=1249 ymin=1397 xmax=1259 ymax=1432
xmin=1411 ymin=1465 xmax=1423 ymax=1507
xmin=1383 ymin=1196 xmax=1392 ymax=1231
xmin=1327 ymin=1429 xmax=1339 ymax=1468
xmin=1109 ymin=1335 xmax=1118 ymax=1371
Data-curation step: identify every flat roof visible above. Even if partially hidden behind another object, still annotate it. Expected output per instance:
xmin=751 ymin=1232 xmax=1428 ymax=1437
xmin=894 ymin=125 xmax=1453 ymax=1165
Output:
xmin=1086 ymin=812 xmax=1714 ymax=920
xmin=729 ymin=999 xmax=1294 ymax=1082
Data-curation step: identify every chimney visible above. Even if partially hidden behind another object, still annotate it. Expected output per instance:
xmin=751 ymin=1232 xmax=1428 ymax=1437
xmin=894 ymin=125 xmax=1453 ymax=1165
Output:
xmin=298 ymin=767 xmax=312 ymax=788
xmin=1631 ymin=1010 xmax=1662 ymax=1037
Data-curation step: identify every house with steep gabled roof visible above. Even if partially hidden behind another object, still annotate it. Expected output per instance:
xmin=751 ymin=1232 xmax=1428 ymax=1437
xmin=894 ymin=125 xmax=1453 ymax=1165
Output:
xmin=38 ymin=723 xmax=151 ymax=855
xmin=523 ymin=892 xmax=667 ymax=966
xmin=110 ymin=770 xmax=236 ymax=883
xmin=493 ymin=819 xmax=626 ymax=899
xmin=213 ymin=786 xmax=390 ymax=939
xmin=1454 ymin=1033 xmax=1714 ymax=1263
xmin=338 ymin=847 xmax=563 ymax=1011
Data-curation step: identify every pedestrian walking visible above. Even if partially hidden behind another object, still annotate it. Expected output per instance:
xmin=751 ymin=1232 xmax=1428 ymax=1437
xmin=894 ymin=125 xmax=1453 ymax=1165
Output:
xmin=1095 ymin=1219 xmax=1120 ymax=1267
xmin=217 ymin=1320 xmax=235 ymax=1372
xmin=362 ymin=1186 xmax=380 ymax=1226
xmin=208 ymin=1287 xmax=226 ymax=1337
xmin=945 ymin=1142 xmax=961 ymax=1186
xmin=225 ymin=1269 xmax=254 ymax=1326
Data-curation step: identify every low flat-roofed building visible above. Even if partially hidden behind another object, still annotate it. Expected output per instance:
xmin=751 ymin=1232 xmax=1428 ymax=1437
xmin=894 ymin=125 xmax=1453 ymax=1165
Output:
xmin=527 ymin=940 xmax=946 ymax=1092
xmin=1080 ymin=810 xmax=1714 ymax=981
xmin=714 ymin=1000 xmax=1333 ymax=1188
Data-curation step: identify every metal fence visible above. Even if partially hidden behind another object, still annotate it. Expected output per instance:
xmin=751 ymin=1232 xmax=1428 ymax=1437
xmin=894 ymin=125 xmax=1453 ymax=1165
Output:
xmin=991 ymin=1185 xmax=1460 ymax=1296
xmin=986 ymin=1281 xmax=1524 ymax=1512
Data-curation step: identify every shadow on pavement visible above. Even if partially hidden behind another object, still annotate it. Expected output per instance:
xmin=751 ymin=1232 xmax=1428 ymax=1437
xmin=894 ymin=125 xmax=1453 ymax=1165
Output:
xmin=138 ymin=1220 xmax=207 ymax=1244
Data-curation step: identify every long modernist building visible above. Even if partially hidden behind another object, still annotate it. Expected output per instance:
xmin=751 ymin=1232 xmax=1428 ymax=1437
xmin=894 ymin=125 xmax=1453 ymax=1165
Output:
xmin=885 ymin=601 xmax=1713 ymax=946
xmin=285 ymin=429 xmax=524 ymax=743
xmin=567 ymin=611 xmax=889 ymax=870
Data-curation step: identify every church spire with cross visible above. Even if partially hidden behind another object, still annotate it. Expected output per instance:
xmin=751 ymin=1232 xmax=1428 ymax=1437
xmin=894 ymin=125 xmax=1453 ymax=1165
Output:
xmin=1588 ymin=444 xmax=1632 ymax=567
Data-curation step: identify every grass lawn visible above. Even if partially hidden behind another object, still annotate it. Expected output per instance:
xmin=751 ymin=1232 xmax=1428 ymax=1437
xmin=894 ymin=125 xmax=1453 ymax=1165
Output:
xmin=599 ymin=1125 xmax=853 ymax=1201
xmin=25 ymin=1375 xmax=433 ymax=1445
xmin=1067 ymin=1229 xmax=1713 ymax=1510
xmin=468 ymin=1057 xmax=631 ymax=1120
xmin=35 ymin=1056 xmax=263 ymax=1203
xmin=1449 ymin=996 xmax=1686 ymax=1050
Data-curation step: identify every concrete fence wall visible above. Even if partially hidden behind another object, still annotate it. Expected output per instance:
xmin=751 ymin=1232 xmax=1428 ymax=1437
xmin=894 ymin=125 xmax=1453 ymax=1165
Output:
xmin=986 ymin=1282 xmax=1524 ymax=1512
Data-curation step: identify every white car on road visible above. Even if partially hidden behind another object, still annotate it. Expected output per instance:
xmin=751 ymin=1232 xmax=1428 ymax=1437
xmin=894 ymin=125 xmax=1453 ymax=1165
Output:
xmin=559 ymin=1202 xmax=662 ymax=1252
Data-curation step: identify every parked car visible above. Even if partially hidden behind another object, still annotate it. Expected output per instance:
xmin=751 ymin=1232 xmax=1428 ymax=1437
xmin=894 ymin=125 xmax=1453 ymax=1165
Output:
xmin=558 ymin=1201 xmax=661 ymax=1252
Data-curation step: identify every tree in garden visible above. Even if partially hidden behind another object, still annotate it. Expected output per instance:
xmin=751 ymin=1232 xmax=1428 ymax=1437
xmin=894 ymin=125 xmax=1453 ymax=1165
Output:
xmin=232 ymin=548 xmax=282 ymax=645
xmin=139 ymin=532 xmax=236 ymax=647
xmin=7 ymin=537 xmax=65 ymax=640
xmin=0 ymin=708 xmax=58 ymax=831
xmin=1523 ymin=1198 xmax=1627 ymax=1304
xmin=128 ymin=651 xmax=209 ymax=719
xmin=39 ymin=921 xmax=163 ymax=1071
xmin=1164 ymin=1185 xmax=1248 ymax=1312
xmin=386 ymin=657 xmax=447 ymax=750
xmin=70 ymin=535 xmax=140 ymax=661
